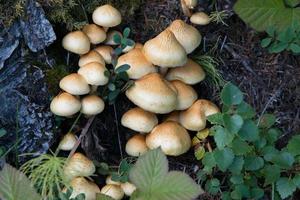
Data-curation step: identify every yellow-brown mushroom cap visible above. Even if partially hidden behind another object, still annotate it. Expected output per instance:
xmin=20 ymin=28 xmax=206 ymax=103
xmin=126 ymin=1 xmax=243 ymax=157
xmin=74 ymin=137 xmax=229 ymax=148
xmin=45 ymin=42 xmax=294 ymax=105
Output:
xmin=62 ymin=31 xmax=90 ymax=54
xmin=92 ymin=4 xmax=122 ymax=27
xmin=94 ymin=45 xmax=113 ymax=64
xmin=79 ymin=50 xmax=105 ymax=67
xmin=106 ymin=175 xmax=121 ymax=186
xmin=68 ymin=177 xmax=100 ymax=200
xmin=143 ymin=29 xmax=187 ymax=68
xmin=146 ymin=121 xmax=191 ymax=156
xmin=179 ymin=99 xmax=220 ymax=131
xmin=59 ymin=73 xmax=90 ymax=95
xmin=125 ymin=73 xmax=178 ymax=114
xmin=100 ymin=184 xmax=124 ymax=200
xmin=82 ymin=24 xmax=107 ymax=45
xmin=190 ymin=12 xmax=211 ymax=25
xmin=120 ymin=182 xmax=136 ymax=196
xmin=59 ymin=132 xmax=77 ymax=151
xmin=81 ymin=95 xmax=105 ymax=115
xmin=184 ymin=0 xmax=197 ymax=9
xmin=168 ymin=19 xmax=202 ymax=54
xmin=125 ymin=134 xmax=149 ymax=157
xmin=116 ymin=48 xmax=157 ymax=79
xmin=78 ymin=62 xmax=109 ymax=86
xmin=165 ymin=58 xmax=206 ymax=85
xmin=50 ymin=92 xmax=81 ymax=117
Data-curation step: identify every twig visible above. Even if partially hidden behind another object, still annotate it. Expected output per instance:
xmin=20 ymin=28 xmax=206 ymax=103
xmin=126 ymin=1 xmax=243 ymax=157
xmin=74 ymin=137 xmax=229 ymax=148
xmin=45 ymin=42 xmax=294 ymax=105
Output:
xmin=113 ymin=103 xmax=124 ymax=159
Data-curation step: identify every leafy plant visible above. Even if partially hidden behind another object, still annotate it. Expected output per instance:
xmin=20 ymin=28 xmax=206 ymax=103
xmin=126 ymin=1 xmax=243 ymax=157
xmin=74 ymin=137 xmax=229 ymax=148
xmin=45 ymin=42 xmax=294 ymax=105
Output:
xmin=129 ymin=148 xmax=204 ymax=200
xmin=0 ymin=164 xmax=41 ymax=200
xmin=96 ymin=193 xmax=114 ymax=200
xmin=56 ymin=187 xmax=85 ymax=200
xmin=197 ymin=82 xmax=300 ymax=199
xmin=209 ymin=10 xmax=230 ymax=26
xmin=111 ymin=158 xmax=133 ymax=183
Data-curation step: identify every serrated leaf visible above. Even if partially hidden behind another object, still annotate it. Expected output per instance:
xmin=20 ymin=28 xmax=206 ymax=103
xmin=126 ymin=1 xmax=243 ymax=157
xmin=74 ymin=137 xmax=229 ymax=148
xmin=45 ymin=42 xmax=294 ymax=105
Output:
xmin=228 ymin=156 xmax=244 ymax=174
xmin=276 ymin=177 xmax=297 ymax=199
xmin=221 ymin=82 xmax=244 ymax=105
xmin=207 ymin=113 xmax=224 ymax=125
xmin=236 ymin=102 xmax=256 ymax=119
xmin=214 ymin=148 xmax=234 ymax=172
xmin=262 ymin=165 xmax=281 ymax=185
xmin=244 ymin=156 xmax=264 ymax=171
xmin=96 ymin=193 xmax=115 ymax=200
xmin=261 ymin=37 xmax=272 ymax=47
xmin=223 ymin=114 xmax=244 ymax=134
xmin=202 ymin=152 xmax=216 ymax=168
xmin=205 ymin=178 xmax=220 ymax=195
xmin=238 ymin=120 xmax=259 ymax=142
xmin=231 ymin=137 xmax=252 ymax=155
xmin=287 ymin=135 xmax=300 ymax=156
xmin=0 ymin=164 xmax=41 ymax=200
xmin=271 ymin=151 xmax=294 ymax=168
xmin=213 ymin=126 xmax=234 ymax=149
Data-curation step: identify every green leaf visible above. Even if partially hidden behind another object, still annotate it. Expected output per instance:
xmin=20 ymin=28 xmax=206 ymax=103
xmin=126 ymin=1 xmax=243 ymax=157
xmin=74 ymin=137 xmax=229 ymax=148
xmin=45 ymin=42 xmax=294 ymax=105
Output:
xmin=230 ymin=175 xmax=244 ymax=184
xmin=113 ymin=47 xmax=123 ymax=56
xmin=108 ymin=89 xmax=120 ymax=103
xmin=231 ymin=137 xmax=252 ymax=155
xmin=236 ymin=102 xmax=256 ymax=119
xmin=221 ymin=82 xmax=244 ymax=105
xmin=244 ymin=156 xmax=264 ymax=171
xmin=0 ymin=164 xmax=41 ymax=200
xmin=228 ymin=156 xmax=244 ymax=174
xmin=213 ymin=126 xmax=234 ymax=149
xmin=207 ymin=113 xmax=224 ymax=125
xmin=123 ymin=27 xmax=131 ymax=38
xmin=104 ymin=70 xmax=110 ymax=78
xmin=261 ymin=37 xmax=272 ymax=47
xmin=292 ymin=174 xmax=300 ymax=187
xmin=262 ymin=146 xmax=279 ymax=161
xmin=266 ymin=128 xmax=280 ymax=144
xmin=231 ymin=184 xmax=250 ymax=199
xmin=254 ymin=137 xmax=266 ymax=149
xmin=115 ymin=64 xmax=130 ymax=73
xmin=271 ymin=151 xmax=294 ymax=168
xmin=202 ymin=152 xmax=216 ymax=169
xmin=108 ymin=83 xmax=116 ymax=91
xmin=285 ymin=0 xmax=300 ymax=7
xmin=238 ymin=120 xmax=259 ymax=142
xmin=205 ymin=178 xmax=220 ymax=195
xmin=194 ymin=146 xmax=205 ymax=160
xmin=276 ymin=177 xmax=297 ymax=199
xmin=113 ymin=33 xmax=122 ymax=44
xmin=287 ymin=135 xmax=300 ymax=156
xmin=258 ymin=114 xmax=276 ymax=128
xmin=0 ymin=129 xmax=6 ymax=137
xmin=214 ymin=148 xmax=234 ymax=172
xmin=250 ymin=187 xmax=264 ymax=199
xmin=262 ymin=165 xmax=281 ymax=185
xmin=223 ymin=114 xmax=244 ymax=134
xmin=96 ymin=193 xmax=115 ymax=200
xmin=269 ymin=42 xmax=289 ymax=53
xmin=234 ymin=0 xmax=300 ymax=32
xmin=290 ymin=43 xmax=300 ymax=53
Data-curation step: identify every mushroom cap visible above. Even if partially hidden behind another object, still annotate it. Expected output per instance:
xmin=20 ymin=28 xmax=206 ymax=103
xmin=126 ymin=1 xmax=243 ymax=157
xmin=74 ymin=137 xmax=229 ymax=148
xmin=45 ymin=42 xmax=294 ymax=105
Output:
xmin=82 ymin=24 xmax=106 ymax=44
xmin=59 ymin=73 xmax=90 ymax=95
xmin=125 ymin=134 xmax=149 ymax=157
xmin=122 ymin=43 xmax=135 ymax=53
xmin=104 ymin=30 xmax=122 ymax=45
xmin=69 ymin=177 xmax=100 ymax=200
xmin=120 ymin=182 xmax=136 ymax=196
xmin=143 ymin=29 xmax=187 ymax=68
xmin=92 ymin=4 xmax=122 ymax=27
xmin=64 ymin=152 xmax=96 ymax=181
xmin=184 ymin=0 xmax=197 ymax=8
xmin=59 ymin=132 xmax=77 ymax=151
xmin=106 ymin=175 xmax=121 ymax=186
xmin=125 ymin=73 xmax=178 ymax=114
xmin=168 ymin=19 xmax=201 ymax=54
xmin=79 ymin=50 xmax=105 ymax=67
xmin=62 ymin=31 xmax=90 ymax=54
xmin=100 ymin=184 xmax=124 ymax=200
xmin=165 ymin=58 xmax=206 ymax=85
xmin=179 ymin=99 xmax=220 ymax=131
xmin=146 ymin=121 xmax=191 ymax=156
xmin=78 ymin=62 xmax=109 ymax=86
xmin=81 ymin=95 xmax=105 ymax=115
xmin=116 ymin=48 xmax=157 ymax=79
xmin=164 ymin=111 xmax=180 ymax=123
xmin=190 ymin=12 xmax=211 ymax=25
xmin=50 ymin=92 xmax=81 ymax=117
xmin=121 ymin=107 xmax=158 ymax=133
xmin=94 ymin=45 xmax=113 ymax=64
xmin=170 ymin=80 xmax=198 ymax=110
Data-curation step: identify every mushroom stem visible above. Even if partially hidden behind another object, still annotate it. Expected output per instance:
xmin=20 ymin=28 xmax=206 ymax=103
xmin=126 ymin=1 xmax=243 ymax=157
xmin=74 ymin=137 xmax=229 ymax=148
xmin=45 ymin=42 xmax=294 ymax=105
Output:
xmin=180 ymin=0 xmax=192 ymax=17
xmin=206 ymin=141 xmax=213 ymax=152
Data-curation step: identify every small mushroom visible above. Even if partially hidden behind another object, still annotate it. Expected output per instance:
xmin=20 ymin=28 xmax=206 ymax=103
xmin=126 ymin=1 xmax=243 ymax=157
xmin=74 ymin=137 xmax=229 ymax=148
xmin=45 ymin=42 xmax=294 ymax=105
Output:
xmin=78 ymin=62 xmax=109 ymax=86
xmin=125 ymin=134 xmax=149 ymax=157
xmin=59 ymin=73 xmax=90 ymax=95
xmin=64 ymin=152 xmax=95 ymax=181
xmin=170 ymin=80 xmax=198 ymax=110
xmin=50 ymin=92 xmax=81 ymax=117
xmin=59 ymin=132 xmax=77 ymax=151
xmin=104 ymin=30 xmax=122 ymax=45
xmin=62 ymin=31 xmax=90 ymax=54
xmin=146 ymin=121 xmax=191 ymax=156
xmin=81 ymin=95 xmax=105 ymax=115
xmin=106 ymin=175 xmax=121 ymax=186
xmin=100 ymin=184 xmax=124 ymax=200
xmin=120 ymin=182 xmax=136 ymax=196
xmin=184 ymin=0 xmax=197 ymax=9
xmin=67 ymin=177 xmax=100 ymax=200
xmin=168 ymin=19 xmax=201 ymax=54
xmin=179 ymin=99 xmax=220 ymax=131
xmin=94 ymin=45 xmax=113 ymax=64
xmin=116 ymin=48 xmax=157 ymax=79
xmin=121 ymin=107 xmax=158 ymax=133
xmin=92 ymin=4 xmax=122 ymax=28
xmin=79 ymin=50 xmax=105 ymax=67
xmin=165 ymin=58 xmax=206 ymax=85
xmin=143 ymin=29 xmax=187 ymax=68
xmin=126 ymin=73 xmax=177 ymax=114
xmin=190 ymin=12 xmax=211 ymax=25
xmin=82 ymin=24 xmax=107 ymax=44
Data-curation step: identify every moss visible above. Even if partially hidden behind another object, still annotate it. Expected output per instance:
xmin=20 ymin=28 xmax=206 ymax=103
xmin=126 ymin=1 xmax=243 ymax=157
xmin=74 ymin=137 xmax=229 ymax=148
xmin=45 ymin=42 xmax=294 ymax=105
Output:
xmin=45 ymin=64 xmax=69 ymax=96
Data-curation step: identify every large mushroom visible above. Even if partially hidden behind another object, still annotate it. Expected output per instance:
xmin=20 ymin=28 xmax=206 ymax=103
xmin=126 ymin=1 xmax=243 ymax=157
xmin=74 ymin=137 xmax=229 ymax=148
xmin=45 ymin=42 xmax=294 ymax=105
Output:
xmin=125 ymin=134 xmax=149 ymax=157
xmin=78 ymin=62 xmax=109 ymax=86
xmin=59 ymin=73 xmax=90 ymax=95
xmin=62 ymin=31 xmax=90 ymax=54
xmin=92 ymin=4 xmax=122 ymax=28
xmin=143 ymin=29 xmax=187 ymax=68
xmin=82 ymin=24 xmax=107 ymax=45
xmin=50 ymin=92 xmax=81 ymax=117
xmin=100 ymin=184 xmax=124 ymax=200
xmin=79 ymin=50 xmax=105 ymax=67
xmin=125 ymin=73 xmax=177 ymax=114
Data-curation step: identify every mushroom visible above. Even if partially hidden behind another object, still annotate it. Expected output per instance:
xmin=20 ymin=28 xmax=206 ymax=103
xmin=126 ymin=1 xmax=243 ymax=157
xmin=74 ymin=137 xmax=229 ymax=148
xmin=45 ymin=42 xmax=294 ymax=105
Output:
xmin=59 ymin=132 xmax=77 ymax=151
xmin=146 ymin=121 xmax=191 ymax=156
xmin=164 ymin=111 xmax=180 ymax=123
xmin=67 ymin=177 xmax=100 ymax=200
xmin=50 ymin=92 xmax=81 ymax=117
xmin=81 ymin=95 xmax=105 ymax=115
xmin=104 ymin=30 xmax=122 ymax=45
xmin=190 ymin=12 xmax=211 ymax=25
xmin=143 ymin=29 xmax=187 ymax=68
xmin=79 ymin=50 xmax=106 ymax=67
xmin=94 ymin=45 xmax=113 ymax=64
xmin=106 ymin=175 xmax=121 ymax=186
xmin=134 ymin=43 xmax=143 ymax=49
xmin=64 ymin=152 xmax=95 ymax=180
xmin=62 ymin=31 xmax=90 ymax=54
xmin=121 ymin=107 xmax=158 ymax=133
xmin=184 ymin=0 xmax=197 ymax=9
xmin=82 ymin=24 xmax=107 ymax=45
xmin=170 ymin=80 xmax=198 ymax=110
xmin=92 ymin=4 xmax=122 ymax=28
xmin=59 ymin=73 xmax=90 ymax=95
xmin=165 ymin=58 xmax=206 ymax=85
xmin=78 ymin=62 xmax=109 ymax=86
xmin=122 ymin=43 xmax=135 ymax=53
xmin=120 ymin=182 xmax=136 ymax=196
xmin=116 ymin=48 xmax=157 ymax=79
xmin=125 ymin=134 xmax=149 ymax=157
xmin=179 ymin=99 xmax=220 ymax=131
xmin=100 ymin=184 xmax=124 ymax=200
xmin=125 ymin=73 xmax=177 ymax=114
xmin=168 ymin=19 xmax=201 ymax=54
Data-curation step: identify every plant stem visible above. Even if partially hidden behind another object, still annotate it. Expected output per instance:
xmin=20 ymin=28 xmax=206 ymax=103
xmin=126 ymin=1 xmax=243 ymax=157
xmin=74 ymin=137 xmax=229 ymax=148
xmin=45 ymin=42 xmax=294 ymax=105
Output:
xmin=113 ymin=103 xmax=123 ymax=159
